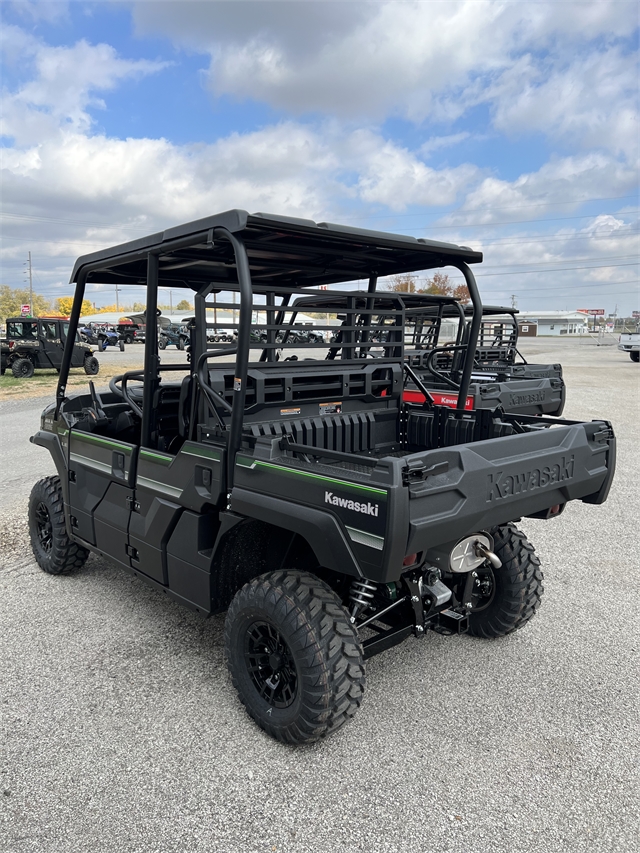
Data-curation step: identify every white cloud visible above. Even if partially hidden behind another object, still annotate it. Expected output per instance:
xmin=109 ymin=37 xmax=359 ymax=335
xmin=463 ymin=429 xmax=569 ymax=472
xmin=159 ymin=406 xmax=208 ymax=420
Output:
xmin=487 ymin=49 xmax=639 ymax=158
xmin=1 ymin=28 xmax=169 ymax=144
xmin=129 ymin=0 xmax=638 ymax=150
xmin=441 ymin=153 xmax=639 ymax=226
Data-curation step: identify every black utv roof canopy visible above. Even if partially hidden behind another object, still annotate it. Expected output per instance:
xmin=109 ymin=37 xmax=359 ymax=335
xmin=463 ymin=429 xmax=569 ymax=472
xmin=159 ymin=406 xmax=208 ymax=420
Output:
xmin=70 ymin=209 xmax=483 ymax=290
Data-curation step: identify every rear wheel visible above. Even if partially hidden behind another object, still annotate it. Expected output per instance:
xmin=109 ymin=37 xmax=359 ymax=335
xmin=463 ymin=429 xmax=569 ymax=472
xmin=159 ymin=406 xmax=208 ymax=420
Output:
xmin=467 ymin=523 xmax=543 ymax=638
xmin=178 ymin=338 xmax=185 ymax=350
xmin=225 ymin=570 xmax=365 ymax=744
xmin=125 ymin=334 xmax=134 ymax=345
xmin=119 ymin=340 xmax=125 ymax=352
xmin=28 ymin=476 xmax=89 ymax=574
xmin=631 ymin=351 xmax=639 ymax=362
xmin=12 ymin=357 xmax=34 ymax=378
xmin=84 ymin=356 xmax=99 ymax=375
xmin=158 ymin=337 xmax=167 ymax=350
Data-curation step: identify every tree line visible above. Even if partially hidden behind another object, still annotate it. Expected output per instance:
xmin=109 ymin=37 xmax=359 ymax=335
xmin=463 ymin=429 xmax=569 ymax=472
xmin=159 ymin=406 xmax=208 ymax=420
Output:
xmin=0 ymin=286 xmax=193 ymax=320
xmin=384 ymin=272 xmax=470 ymax=301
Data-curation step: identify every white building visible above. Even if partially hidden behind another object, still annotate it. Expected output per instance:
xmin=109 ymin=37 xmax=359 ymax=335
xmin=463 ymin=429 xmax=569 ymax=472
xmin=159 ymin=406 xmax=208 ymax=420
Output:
xmin=516 ymin=311 xmax=589 ymax=336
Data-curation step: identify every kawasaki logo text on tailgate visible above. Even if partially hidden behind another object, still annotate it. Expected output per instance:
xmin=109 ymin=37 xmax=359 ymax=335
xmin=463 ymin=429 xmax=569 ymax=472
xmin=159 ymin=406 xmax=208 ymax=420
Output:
xmin=325 ymin=492 xmax=379 ymax=516
xmin=487 ymin=455 xmax=574 ymax=501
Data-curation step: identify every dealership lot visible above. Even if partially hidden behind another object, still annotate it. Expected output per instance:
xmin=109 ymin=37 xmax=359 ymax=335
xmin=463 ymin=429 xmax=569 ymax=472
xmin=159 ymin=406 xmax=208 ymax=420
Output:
xmin=1 ymin=337 xmax=638 ymax=853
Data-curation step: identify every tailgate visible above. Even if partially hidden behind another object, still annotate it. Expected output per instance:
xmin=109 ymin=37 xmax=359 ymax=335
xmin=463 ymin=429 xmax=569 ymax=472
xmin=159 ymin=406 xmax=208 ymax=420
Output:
xmin=404 ymin=420 xmax=615 ymax=553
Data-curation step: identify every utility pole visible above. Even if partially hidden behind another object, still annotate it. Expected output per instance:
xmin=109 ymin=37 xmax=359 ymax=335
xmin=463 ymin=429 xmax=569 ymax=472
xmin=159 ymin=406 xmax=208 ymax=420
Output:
xmin=115 ymin=285 xmax=120 ymax=312
xmin=169 ymin=290 xmax=173 ymax=314
xmin=511 ymin=294 xmax=517 ymax=310
xmin=24 ymin=252 xmax=33 ymax=314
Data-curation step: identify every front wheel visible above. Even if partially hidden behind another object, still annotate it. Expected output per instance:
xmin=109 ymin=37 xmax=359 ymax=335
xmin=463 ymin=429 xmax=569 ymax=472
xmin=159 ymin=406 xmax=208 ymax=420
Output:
xmin=28 ymin=477 xmax=89 ymax=574
xmin=467 ymin=523 xmax=544 ymax=638
xmin=12 ymin=357 xmax=34 ymax=378
xmin=119 ymin=340 xmax=125 ymax=352
xmin=225 ymin=571 xmax=365 ymax=744
xmin=631 ymin=351 xmax=639 ymax=363
xmin=84 ymin=356 xmax=100 ymax=375
xmin=158 ymin=337 xmax=167 ymax=350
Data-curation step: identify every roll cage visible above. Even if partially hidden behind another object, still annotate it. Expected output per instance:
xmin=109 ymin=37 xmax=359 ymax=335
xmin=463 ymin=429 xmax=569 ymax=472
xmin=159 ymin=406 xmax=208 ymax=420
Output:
xmin=58 ymin=210 xmax=484 ymax=486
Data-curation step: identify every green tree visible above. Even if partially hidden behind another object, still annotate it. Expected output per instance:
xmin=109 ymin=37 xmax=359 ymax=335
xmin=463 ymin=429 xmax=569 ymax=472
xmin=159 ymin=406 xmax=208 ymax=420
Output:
xmin=176 ymin=299 xmax=192 ymax=311
xmin=0 ymin=285 xmax=52 ymax=320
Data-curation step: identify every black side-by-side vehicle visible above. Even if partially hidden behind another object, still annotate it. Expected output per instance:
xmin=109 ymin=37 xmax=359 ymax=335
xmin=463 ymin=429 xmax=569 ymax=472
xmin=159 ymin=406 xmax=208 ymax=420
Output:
xmin=28 ymin=211 xmax=615 ymax=743
xmin=2 ymin=317 xmax=99 ymax=378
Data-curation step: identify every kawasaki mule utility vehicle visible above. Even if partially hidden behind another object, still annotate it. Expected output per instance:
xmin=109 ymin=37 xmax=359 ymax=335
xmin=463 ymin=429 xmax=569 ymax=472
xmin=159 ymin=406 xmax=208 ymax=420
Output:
xmin=288 ymin=293 xmax=566 ymax=416
xmin=28 ymin=211 xmax=616 ymax=744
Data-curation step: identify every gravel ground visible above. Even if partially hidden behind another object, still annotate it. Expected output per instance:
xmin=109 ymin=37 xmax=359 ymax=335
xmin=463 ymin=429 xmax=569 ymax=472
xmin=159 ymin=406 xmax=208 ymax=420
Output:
xmin=1 ymin=338 xmax=639 ymax=853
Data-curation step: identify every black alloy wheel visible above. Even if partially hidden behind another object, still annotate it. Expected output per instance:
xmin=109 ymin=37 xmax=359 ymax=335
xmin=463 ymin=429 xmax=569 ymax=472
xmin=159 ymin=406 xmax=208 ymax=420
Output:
xmin=84 ymin=356 xmax=100 ymax=375
xmin=226 ymin=571 xmax=365 ymax=744
xmin=11 ymin=357 xmax=35 ymax=379
xmin=28 ymin=476 xmax=89 ymax=574
xmin=244 ymin=621 xmax=298 ymax=709
xmin=34 ymin=501 xmax=53 ymax=554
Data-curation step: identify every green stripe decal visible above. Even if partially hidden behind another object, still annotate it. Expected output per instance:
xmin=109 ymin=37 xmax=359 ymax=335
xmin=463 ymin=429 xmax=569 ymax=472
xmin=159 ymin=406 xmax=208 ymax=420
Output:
xmin=73 ymin=432 xmax=132 ymax=452
xmin=237 ymin=456 xmax=387 ymax=497
xmin=181 ymin=446 xmax=221 ymax=462
xmin=140 ymin=449 xmax=173 ymax=465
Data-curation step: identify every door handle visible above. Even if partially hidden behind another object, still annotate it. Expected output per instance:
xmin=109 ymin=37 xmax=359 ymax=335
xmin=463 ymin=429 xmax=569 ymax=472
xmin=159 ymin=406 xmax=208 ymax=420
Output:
xmin=112 ymin=451 xmax=126 ymax=479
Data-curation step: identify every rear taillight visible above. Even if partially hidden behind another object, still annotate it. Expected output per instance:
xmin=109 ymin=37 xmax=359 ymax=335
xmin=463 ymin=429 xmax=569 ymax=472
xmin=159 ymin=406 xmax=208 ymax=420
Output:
xmin=8 ymin=341 xmax=14 ymax=349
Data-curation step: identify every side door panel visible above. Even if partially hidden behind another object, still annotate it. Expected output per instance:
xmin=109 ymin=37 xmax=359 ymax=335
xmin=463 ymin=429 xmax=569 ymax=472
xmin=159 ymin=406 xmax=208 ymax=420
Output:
xmin=129 ymin=442 xmax=225 ymax=586
xmin=67 ymin=430 xmax=136 ymax=562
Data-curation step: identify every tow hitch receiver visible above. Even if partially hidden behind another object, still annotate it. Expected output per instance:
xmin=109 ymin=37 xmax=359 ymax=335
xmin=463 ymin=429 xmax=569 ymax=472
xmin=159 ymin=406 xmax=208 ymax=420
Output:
xmin=433 ymin=609 xmax=470 ymax=635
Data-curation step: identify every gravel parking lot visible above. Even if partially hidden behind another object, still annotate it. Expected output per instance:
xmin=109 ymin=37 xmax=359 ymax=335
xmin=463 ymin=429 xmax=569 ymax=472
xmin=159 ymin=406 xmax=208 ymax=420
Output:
xmin=1 ymin=337 xmax=639 ymax=853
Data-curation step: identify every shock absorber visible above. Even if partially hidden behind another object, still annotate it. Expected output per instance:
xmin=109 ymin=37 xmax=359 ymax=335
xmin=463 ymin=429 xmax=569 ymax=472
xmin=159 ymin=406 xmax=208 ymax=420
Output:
xmin=348 ymin=579 xmax=377 ymax=623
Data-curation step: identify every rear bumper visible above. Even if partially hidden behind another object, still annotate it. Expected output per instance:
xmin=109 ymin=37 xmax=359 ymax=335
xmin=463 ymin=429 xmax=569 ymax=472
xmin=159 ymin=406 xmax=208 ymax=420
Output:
xmin=403 ymin=419 xmax=615 ymax=559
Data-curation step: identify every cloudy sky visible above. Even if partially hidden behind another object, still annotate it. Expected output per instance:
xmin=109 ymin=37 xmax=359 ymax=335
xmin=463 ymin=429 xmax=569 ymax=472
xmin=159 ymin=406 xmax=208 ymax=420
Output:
xmin=1 ymin=0 xmax=638 ymax=315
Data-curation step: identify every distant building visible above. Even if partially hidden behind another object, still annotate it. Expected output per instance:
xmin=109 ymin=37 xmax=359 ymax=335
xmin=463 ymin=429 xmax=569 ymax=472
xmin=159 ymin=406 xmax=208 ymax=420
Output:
xmin=516 ymin=311 xmax=589 ymax=336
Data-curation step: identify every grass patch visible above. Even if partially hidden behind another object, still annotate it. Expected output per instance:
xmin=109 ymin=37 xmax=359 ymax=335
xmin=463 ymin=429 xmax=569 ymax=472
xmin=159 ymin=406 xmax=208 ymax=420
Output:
xmin=0 ymin=364 xmax=128 ymax=401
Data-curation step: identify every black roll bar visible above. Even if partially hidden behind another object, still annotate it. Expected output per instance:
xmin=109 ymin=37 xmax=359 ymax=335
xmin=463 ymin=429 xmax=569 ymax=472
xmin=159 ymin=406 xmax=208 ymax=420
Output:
xmin=210 ymin=227 xmax=253 ymax=491
xmin=451 ymin=263 xmax=483 ymax=411
xmin=141 ymin=252 xmax=160 ymax=448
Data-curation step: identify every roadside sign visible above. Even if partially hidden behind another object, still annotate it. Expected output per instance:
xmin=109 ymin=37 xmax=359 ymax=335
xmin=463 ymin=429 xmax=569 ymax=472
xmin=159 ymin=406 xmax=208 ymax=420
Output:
xmin=633 ymin=311 xmax=640 ymax=319
xmin=577 ymin=308 xmax=605 ymax=315
xmin=20 ymin=304 xmax=31 ymax=315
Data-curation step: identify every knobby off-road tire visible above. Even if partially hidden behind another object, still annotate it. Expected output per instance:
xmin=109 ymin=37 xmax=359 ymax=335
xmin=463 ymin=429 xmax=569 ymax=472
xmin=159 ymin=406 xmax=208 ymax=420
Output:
xmin=12 ymin=357 xmax=35 ymax=378
xmin=28 ymin=476 xmax=89 ymax=574
xmin=84 ymin=356 xmax=100 ymax=375
xmin=225 ymin=570 xmax=366 ymax=744
xmin=468 ymin=523 xmax=544 ymax=638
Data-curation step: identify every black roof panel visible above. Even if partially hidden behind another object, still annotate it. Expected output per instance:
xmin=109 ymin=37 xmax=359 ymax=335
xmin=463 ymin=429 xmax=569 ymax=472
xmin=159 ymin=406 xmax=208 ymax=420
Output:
xmin=70 ymin=209 xmax=483 ymax=290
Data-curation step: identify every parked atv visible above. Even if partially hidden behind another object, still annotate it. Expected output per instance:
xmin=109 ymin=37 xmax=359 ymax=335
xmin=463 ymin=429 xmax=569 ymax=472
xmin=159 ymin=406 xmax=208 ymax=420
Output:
xmin=28 ymin=211 xmax=615 ymax=745
xmin=3 ymin=317 xmax=99 ymax=378
xmin=158 ymin=323 xmax=188 ymax=350
xmin=79 ymin=323 xmax=124 ymax=352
